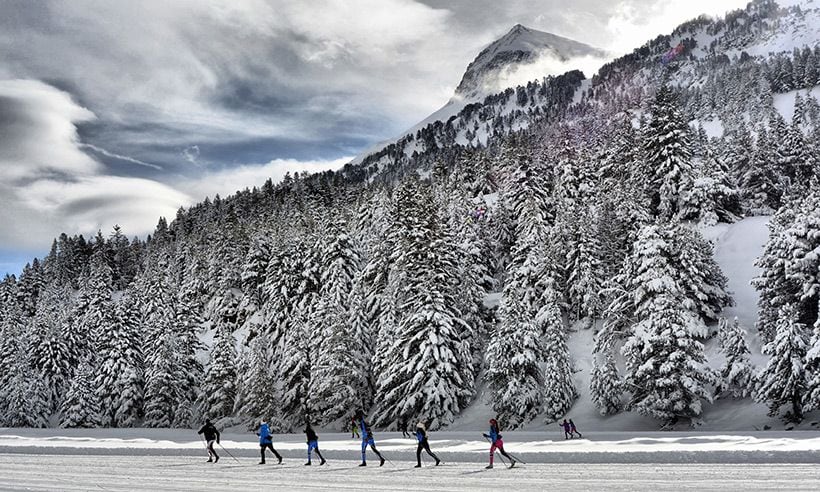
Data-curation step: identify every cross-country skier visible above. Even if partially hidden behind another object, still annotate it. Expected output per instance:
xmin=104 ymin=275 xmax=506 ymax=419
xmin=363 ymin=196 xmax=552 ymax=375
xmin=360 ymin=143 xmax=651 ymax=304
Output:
xmin=561 ymin=419 xmax=572 ymax=439
xmin=358 ymin=413 xmax=385 ymax=467
xmin=197 ymin=419 xmax=220 ymax=463
xmin=351 ymin=416 xmax=360 ymax=439
xmin=304 ymin=420 xmax=326 ymax=466
xmin=257 ymin=420 xmax=282 ymax=465
xmin=399 ymin=419 xmax=410 ymax=438
xmin=569 ymin=419 xmax=582 ymax=438
xmin=482 ymin=418 xmax=514 ymax=469
xmin=414 ymin=421 xmax=441 ymax=468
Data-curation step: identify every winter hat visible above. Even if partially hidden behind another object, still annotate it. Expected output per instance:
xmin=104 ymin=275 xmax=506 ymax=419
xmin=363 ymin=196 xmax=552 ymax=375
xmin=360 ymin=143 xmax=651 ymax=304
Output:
xmin=417 ymin=422 xmax=426 ymax=430
xmin=489 ymin=418 xmax=497 ymax=426
xmin=260 ymin=419 xmax=267 ymax=425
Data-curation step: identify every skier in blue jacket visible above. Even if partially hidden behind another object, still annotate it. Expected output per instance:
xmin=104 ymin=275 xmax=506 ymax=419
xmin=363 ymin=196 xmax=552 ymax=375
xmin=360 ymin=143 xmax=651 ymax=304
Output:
xmin=257 ymin=420 xmax=282 ymax=465
xmin=358 ymin=414 xmax=385 ymax=467
xmin=414 ymin=421 xmax=441 ymax=468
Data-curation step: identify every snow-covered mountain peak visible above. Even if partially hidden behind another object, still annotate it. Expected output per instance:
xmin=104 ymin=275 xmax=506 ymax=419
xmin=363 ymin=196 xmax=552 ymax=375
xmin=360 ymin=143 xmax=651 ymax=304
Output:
xmin=453 ymin=24 xmax=606 ymax=101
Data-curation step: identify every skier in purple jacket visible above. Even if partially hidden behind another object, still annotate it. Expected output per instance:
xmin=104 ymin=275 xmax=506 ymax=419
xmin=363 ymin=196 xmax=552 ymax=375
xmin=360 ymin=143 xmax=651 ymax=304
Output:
xmin=561 ymin=419 xmax=572 ymax=439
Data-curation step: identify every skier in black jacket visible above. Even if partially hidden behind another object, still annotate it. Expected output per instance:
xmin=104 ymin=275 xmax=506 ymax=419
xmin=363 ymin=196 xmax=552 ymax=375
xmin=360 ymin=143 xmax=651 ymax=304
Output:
xmin=304 ymin=420 xmax=326 ymax=466
xmin=197 ymin=419 xmax=220 ymax=463
xmin=414 ymin=421 xmax=441 ymax=468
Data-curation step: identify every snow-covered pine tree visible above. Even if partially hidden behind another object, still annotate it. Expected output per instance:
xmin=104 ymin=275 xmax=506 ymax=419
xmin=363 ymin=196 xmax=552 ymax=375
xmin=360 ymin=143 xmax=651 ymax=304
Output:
xmin=622 ymin=224 xmax=714 ymax=425
xmin=782 ymin=190 xmax=820 ymax=328
xmin=554 ymin=145 xmax=604 ymax=325
xmin=805 ymin=300 xmax=820 ymax=413
xmin=680 ymin=150 xmax=740 ymax=226
xmin=741 ymin=125 xmax=782 ymax=215
xmin=60 ymin=360 xmax=101 ymax=428
xmin=95 ymin=299 xmax=144 ymax=427
xmin=673 ymin=225 xmax=733 ymax=325
xmin=4 ymin=357 xmax=50 ymax=428
xmin=753 ymin=200 xmax=802 ymax=344
xmin=170 ymin=288 xmax=204 ymax=428
xmin=0 ymin=277 xmax=23 ymax=403
xmin=539 ymin=282 xmax=577 ymax=422
xmin=234 ymin=335 xmax=276 ymax=427
xmin=76 ymin=245 xmax=114 ymax=355
xmin=202 ymin=324 xmax=238 ymax=421
xmin=373 ymin=178 xmax=475 ymax=429
xmin=641 ymin=83 xmax=695 ymax=220
xmin=143 ymin=331 xmax=178 ymax=427
xmin=484 ymin=279 xmax=546 ymax=428
xmin=239 ymin=236 xmax=271 ymax=319
xmin=278 ymin=320 xmax=312 ymax=428
xmin=484 ymin=237 xmax=550 ymax=427
xmin=590 ymin=325 xmax=623 ymax=415
xmin=309 ymin=220 xmax=371 ymax=425
xmin=29 ymin=283 xmax=75 ymax=412
xmin=755 ymin=304 xmax=808 ymax=422
xmin=716 ymin=317 xmax=755 ymax=399
xmin=16 ymin=258 xmax=44 ymax=317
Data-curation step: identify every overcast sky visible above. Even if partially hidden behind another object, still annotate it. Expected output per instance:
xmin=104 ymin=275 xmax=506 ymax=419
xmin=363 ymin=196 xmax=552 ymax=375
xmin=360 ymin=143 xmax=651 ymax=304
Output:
xmin=0 ymin=0 xmax=749 ymax=276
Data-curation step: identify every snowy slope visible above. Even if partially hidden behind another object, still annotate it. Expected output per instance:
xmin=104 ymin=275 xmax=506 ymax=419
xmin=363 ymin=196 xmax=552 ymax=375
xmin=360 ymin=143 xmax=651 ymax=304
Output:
xmin=348 ymin=25 xmax=604 ymax=166
xmin=452 ymin=217 xmax=820 ymax=432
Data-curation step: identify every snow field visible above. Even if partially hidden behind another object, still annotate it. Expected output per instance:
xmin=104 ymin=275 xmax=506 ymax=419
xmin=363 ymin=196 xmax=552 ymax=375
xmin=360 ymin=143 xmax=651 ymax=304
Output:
xmin=1 ymin=454 xmax=820 ymax=491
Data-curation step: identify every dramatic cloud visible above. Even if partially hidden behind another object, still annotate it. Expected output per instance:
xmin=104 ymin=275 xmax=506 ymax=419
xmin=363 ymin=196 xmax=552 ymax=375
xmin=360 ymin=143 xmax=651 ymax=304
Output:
xmin=0 ymin=79 xmax=99 ymax=181
xmin=0 ymin=0 xmax=753 ymax=273
xmin=0 ymin=80 xmax=192 ymax=250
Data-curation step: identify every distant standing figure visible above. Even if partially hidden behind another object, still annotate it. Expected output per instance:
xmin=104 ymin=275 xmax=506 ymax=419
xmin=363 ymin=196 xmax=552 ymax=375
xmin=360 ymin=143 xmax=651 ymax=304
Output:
xmin=304 ymin=420 xmax=326 ymax=466
xmin=399 ymin=419 xmax=410 ymax=438
xmin=561 ymin=419 xmax=572 ymax=439
xmin=197 ymin=419 xmax=220 ymax=463
xmin=569 ymin=419 xmax=582 ymax=438
xmin=257 ymin=420 xmax=282 ymax=465
xmin=414 ymin=421 xmax=441 ymax=468
xmin=351 ymin=417 xmax=360 ymax=439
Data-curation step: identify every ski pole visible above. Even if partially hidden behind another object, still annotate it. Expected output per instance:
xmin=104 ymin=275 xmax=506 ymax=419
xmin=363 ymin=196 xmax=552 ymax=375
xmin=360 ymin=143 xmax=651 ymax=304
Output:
xmin=483 ymin=436 xmax=508 ymax=466
xmin=507 ymin=452 xmax=527 ymax=464
xmin=218 ymin=443 xmax=242 ymax=464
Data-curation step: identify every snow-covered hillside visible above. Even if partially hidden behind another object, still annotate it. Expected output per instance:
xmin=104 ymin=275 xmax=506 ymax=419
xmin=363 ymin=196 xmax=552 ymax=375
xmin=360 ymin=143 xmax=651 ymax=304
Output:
xmin=349 ymin=24 xmax=605 ymax=166
xmin=1 ymin=0 xmax=819 ymax=436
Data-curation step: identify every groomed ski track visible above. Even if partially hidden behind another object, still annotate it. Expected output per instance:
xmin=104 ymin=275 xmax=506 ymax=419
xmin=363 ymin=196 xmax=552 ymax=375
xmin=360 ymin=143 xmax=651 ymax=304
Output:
xmin=1 ymin=455 xmax=819 ymax=491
